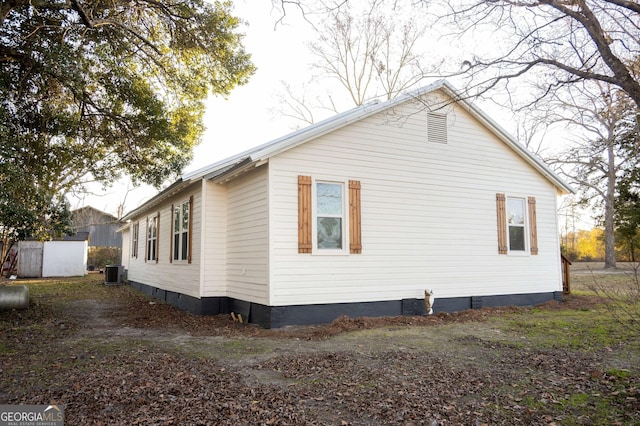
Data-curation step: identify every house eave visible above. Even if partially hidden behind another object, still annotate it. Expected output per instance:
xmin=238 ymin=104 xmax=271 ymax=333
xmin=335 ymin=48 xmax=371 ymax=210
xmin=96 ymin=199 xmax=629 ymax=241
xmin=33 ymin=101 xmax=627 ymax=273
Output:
xmin=181 ymin=79 xmax=573 ymax=195
xmin=204 ymin=157 xmax=257 ymax=183
xmin=121 ymin=179 xmax=195 ymax=221
xmin=128 ymin=79 xmax=573 ymax=219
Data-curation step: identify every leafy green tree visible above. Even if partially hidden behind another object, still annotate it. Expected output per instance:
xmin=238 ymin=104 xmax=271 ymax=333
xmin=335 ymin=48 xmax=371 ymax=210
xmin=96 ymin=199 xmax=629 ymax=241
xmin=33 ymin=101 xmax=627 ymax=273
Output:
xmin=0 ymin=1 xmax=255 ymax=259
xmin=1 ymin=0 xmax=254 ymax=189
xmin=0 ymin=160 xmax=74 ymax=274
xmin=615 ymin=160 xmax=640 ymax=262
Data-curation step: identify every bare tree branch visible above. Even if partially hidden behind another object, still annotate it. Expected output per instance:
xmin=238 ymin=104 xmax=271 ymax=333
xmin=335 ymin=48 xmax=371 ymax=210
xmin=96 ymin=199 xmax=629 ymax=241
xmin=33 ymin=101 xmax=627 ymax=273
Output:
xmin=275 ymin=0 xmax=432 ymax=123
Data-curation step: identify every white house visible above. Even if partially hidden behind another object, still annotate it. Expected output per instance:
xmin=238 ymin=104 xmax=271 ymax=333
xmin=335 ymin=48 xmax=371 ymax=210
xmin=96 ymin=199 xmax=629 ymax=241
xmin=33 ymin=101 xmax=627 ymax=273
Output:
xmin=120 ymin=80 xmax=574 ymax=328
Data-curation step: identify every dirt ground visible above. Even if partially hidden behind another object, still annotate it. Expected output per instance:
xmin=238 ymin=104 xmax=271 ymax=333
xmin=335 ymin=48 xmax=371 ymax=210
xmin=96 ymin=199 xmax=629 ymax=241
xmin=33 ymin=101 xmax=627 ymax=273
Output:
xmin=1 ymin=272 xmax=638 ymax=425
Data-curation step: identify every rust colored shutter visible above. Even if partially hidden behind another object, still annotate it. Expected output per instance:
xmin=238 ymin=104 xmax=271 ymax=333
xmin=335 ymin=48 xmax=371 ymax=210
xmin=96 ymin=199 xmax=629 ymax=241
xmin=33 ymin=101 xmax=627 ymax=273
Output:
xmin=496 ymin=193 xmax=508 ymax=254
xmin=188 ymin=195 xmax=194 ymax=264
xmin=169 ymin=204 xmax=174 ymax=263
xmin=298 ymin=176 xmax=312 ymax=253
xmin=349 ymin=180 xmax=362 ymax=254
xmin=144 ymin=217 xmax=149 ymax=262
xmin=156 ymin=211 xmax=160 ymax=263
xmin=528 ymin=197 xmax=538 ymax=255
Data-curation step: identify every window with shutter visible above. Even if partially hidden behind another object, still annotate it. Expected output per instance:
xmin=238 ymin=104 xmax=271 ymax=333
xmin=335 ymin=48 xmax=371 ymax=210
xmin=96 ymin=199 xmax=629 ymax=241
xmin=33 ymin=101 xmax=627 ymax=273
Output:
xmin=169 ymin=204 xmax=174 ymax=263
xmin=188 ymin=195 xmax=193 ymax=264
xmin=316 ymin=181 xmax=344 ymax=250
xmin=497 ymin=193 xmax=539 ymax=255
xmin=144 ymin=217 xmax=149 ymax=262
xmin=172 ymin=197 xmax=192 ymax=262
xmin=507 ymin=197 xmax=526 ymax=252
xmin=298 ymin=176 xmax=362 ymax=254
xmin=155 ymin=211 xmax=160 ymax=264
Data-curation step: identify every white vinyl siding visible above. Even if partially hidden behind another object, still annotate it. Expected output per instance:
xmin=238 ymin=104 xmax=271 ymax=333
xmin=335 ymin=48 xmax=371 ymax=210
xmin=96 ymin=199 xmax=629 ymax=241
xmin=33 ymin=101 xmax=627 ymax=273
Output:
xmin=120 ymin=228 xmax=130 ymax=270
xmin=126 ymin=182 xmax=202 ymax=298
xmin=201 ymin=180 xmax=227 ymax=297
xmin=226 ymin=166 xmax=269 ymax=305
xmin=314 ymin=180 xmax=346 ymax=252
xmin=268 ymin=90 xmax=562 ymax=306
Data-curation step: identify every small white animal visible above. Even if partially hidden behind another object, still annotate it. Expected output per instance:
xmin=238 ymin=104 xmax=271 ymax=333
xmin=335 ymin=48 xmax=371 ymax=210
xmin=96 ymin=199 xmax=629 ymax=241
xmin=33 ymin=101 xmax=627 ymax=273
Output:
xmin=424 ymin=289 xmax=435 ymax=315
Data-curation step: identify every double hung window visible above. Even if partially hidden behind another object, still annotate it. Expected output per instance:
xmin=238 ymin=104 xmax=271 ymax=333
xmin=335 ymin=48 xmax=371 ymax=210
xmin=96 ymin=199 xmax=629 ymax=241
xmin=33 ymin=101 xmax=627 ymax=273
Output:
xmin=173 ymin=201 xmax=190 ymax=261
xmin=507 ymin=197 xmax=526 ymax=252
xmin=147 ymin=216 xmax=157 ymax=261
xmin=316 ymin=182 xmax=344 ymax=250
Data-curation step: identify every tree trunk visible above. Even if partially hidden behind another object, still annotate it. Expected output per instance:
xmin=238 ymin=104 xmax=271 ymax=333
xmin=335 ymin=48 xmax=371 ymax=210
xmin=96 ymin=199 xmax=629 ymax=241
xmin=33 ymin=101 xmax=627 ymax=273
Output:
xmin=604 ymin=143 xmax=617 ymax=269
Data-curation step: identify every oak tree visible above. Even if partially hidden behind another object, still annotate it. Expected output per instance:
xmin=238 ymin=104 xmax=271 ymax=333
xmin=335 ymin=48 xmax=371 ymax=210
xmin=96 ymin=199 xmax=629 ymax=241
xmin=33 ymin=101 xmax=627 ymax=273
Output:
xmin=0 ymin=0 xmax=254 ymax=256
xmin=275 ymin=0 xmax=640 ymax=109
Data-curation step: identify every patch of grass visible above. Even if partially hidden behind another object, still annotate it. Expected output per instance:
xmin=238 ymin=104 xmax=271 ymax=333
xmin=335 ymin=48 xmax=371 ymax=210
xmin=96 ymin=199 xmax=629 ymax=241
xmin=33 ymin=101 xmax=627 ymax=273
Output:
xmin=572 ymin=270 xmax=640 ymax=295
xmin=606 ymin=368 xmax=633 ymax=379
xmin=500 ymin=305 xmax=637 ymax=350
xmin=519 ymin=395 xmax=545 ymax=409
xmin=569 ymin=289 xmax=599 ymax=298
xmin=553 ymin=391 xmax=635 ymax=425
xmin=177 ymin=338 xmax=277 ymax=362
xmin=0 ymin=341 xmax=15 ymax=355
xmin=565 ymin=392 xmax=590 ymax=408
xmin=20 ymin=274 xmax=121 ymax=302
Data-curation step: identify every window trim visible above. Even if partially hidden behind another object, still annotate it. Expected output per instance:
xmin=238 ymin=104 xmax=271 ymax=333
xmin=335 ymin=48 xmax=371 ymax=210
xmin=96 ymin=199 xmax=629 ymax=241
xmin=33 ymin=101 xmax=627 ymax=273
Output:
xmin=506 ymin=196 xmax=528 ymax=254
xmin=312 ymin=178 xmax=349 ymax=255
xmin=172 ymin=198 xmax=191 ymax=263
xmin=146 ymin=214 xmax=158 ymax=262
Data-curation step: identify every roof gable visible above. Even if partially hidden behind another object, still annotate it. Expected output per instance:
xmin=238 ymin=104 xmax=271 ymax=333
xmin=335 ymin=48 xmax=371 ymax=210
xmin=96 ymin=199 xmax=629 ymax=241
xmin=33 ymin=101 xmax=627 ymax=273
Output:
xmin=124 ymin=80 xmax=573 ymax=220
xmin=183 ymin=80 xmax=573 ymax=194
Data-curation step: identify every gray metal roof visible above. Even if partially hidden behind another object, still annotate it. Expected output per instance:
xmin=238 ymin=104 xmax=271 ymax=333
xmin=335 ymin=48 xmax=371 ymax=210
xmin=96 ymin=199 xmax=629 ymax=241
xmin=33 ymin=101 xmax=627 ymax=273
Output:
xmin=123 ymin=79 xmax=574 ymax=221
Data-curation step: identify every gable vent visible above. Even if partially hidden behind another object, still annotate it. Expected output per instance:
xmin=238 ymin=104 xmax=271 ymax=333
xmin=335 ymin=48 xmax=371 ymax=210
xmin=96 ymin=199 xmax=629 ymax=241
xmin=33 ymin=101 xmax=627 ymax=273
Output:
xmin=427 ymin=112 xmax=448 ymax=144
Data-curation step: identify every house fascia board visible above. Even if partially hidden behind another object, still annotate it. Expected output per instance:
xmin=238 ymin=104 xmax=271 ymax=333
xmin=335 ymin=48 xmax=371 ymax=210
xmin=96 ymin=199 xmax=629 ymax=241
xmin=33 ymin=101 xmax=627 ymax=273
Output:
xmin=249 ymin=80 xmax=449 ymax=161
xmin=183 ymin=79 xmax=573 ymax=195
xmin=181 ymin=80 xmax=448 ymax=183
xmin=120 ymin=178 xmax=196 ymax=222
xmin=116 ymin=223 xmax=130 ymax=233
xmin=135 ymin=79 xmax=572 ymax=220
